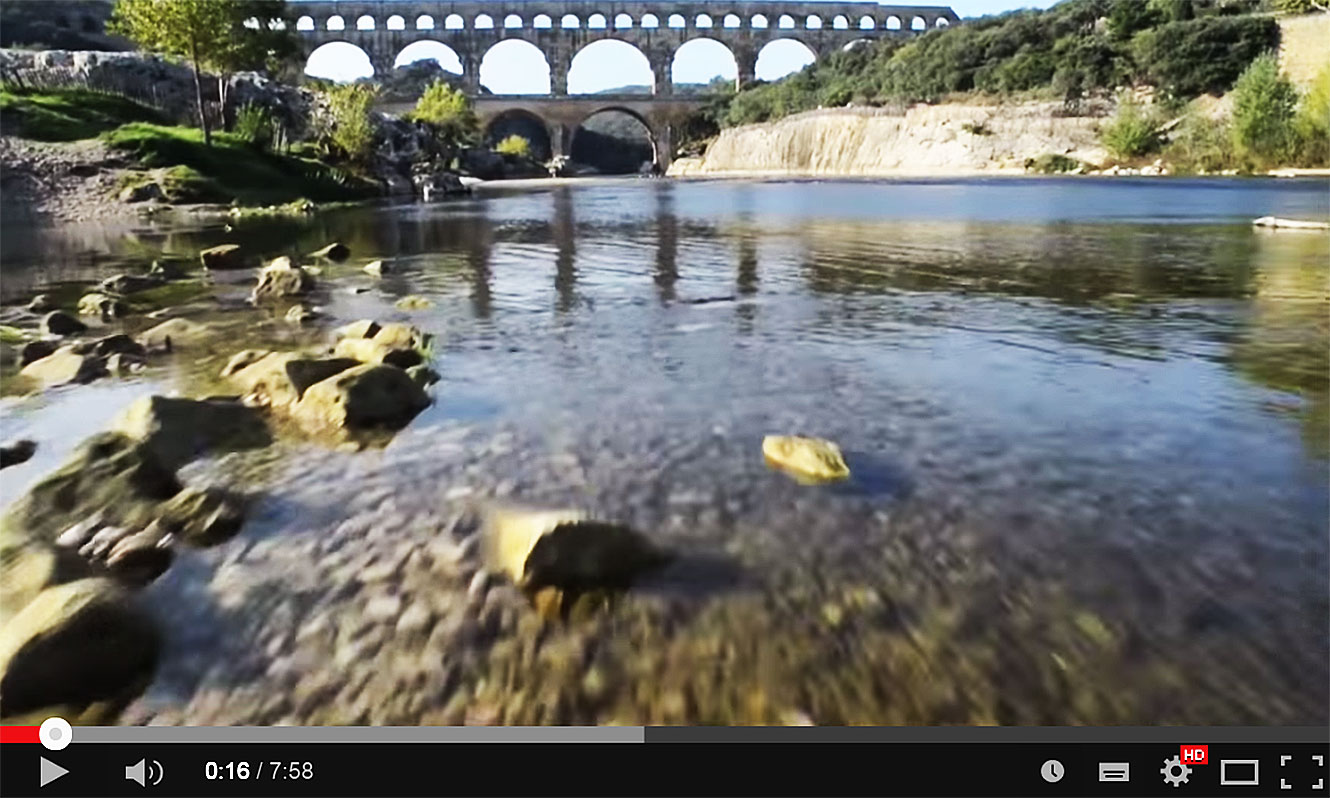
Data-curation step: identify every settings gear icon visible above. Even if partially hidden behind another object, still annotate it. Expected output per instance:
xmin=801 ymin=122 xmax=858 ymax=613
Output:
xmin=1161 ymin=755 xmax=1192 ymax=787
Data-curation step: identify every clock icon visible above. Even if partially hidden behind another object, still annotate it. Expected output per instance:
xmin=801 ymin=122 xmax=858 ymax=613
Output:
xmin=1041 ymin=759 xmax=1066 ymax=783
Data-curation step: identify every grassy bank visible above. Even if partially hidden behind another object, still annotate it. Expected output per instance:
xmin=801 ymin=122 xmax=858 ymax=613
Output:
xmin=1 ymin=85 xmax=378 ymax=205
xmin=0 ymin=85 xmax=166 ymax=140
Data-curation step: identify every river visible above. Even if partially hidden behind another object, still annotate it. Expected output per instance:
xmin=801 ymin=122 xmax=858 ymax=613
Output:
xmin=2 ymin=177 xmax=1327 ymax=725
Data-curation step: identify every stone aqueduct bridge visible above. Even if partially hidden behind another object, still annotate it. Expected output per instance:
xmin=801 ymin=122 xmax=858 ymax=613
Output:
xmin=293 ymin=1 xmax=960 ymax=167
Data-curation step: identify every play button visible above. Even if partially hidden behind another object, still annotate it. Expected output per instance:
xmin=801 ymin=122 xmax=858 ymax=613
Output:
xmin=39 ymin=757 xmax=68 ymax=788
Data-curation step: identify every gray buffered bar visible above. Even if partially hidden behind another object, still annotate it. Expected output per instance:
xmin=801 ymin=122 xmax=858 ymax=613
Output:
xmin=75 ymin=726 xmax=644 ymax=743
xmin=647 ymin=726 xmax=1330 ymax=743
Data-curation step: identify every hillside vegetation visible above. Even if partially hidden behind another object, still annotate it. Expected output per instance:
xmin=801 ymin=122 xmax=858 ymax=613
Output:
xmin=722 ymin=0 xmax=1280 ymax=126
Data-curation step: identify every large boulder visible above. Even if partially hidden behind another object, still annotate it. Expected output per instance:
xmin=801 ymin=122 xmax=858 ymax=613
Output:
xmin=308 ymin=242 xmax=349 ymax=262
xmin=199 ymin=244 xmax=248 ymax=271
xmin=293 ymin=364 xmax=430 ymax=431
xmin=112 ymin=395 xmax=271 ymax=469
xmin=18 ymin=339 xmax=58 ymax=366
xmin=483 ymin=506 xmax=667 ymax=592
xmin=250 ymin=258 xmax=315 ymax=303
xmin=19 ymin=347 xmax=107 ymax=387
xmin=77 ymin=293 xmax=126 ymax=318
xmin=39 ymin=311 xmax=86 ymax=337
xmin=227 ymin=352 xmax=359 ymax=408
xmin=0 ymin=538 xmax=91 ymax=629
xmin=0 ymin=440 xmax=36 ymax=469
xmin=137 ymin=317 xmax=212 ymax=351
xmin=761 ymin=435 xmax=851 ymax=483
xmin=0 ymin=578 xmax=159 ymax=717
xmin=159 ymin=487 xmax=246 ymax=546
xmin=0 ymin=433 xmax=181 ymax=542
xmin=333 ymin=336 xmax=423 ymax=369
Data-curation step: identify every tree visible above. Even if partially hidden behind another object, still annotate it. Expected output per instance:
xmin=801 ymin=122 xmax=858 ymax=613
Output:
xmin=212 ymin=1 xmax=297 ymax=126
xmin=406 ymin=79 xmax=477 ymax=152
xmin=318 ymin=84 xmax=378 ymax=164
xmin=108 ymin=0 xmax=294 ymax=145
xmin=1231 ymin=54 xmax=1299 ymax=165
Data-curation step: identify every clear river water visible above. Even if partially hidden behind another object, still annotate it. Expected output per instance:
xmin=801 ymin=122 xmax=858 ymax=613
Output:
xmin=2 ymin=177 xmax=1327 ymax=725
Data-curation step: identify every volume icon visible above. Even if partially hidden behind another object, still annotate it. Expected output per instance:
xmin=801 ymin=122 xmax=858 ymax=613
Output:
xmin=125 ymin=758 xmax=164 ymax=787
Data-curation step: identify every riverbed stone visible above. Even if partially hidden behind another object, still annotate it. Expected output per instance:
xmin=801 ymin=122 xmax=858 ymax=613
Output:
xmin=363 ymin=259 xmax=391 ymax=276
xmin=137 ymin=317 xmax=211 ymax=351
xmin=293 ymin=364 xmax=430 ymax=431
xmin=39 ymin=311 xmax=86 ymax=337
xmin=0 ymin=432 xmax=181 ymax=542
xmin=761 ymin=435 xmax=851 ymax=483
xmin=251 ymin=259 xmax=315 ymax=303
xmin=19 ymin=347 xmax=107 ymax=386
xmin=18 ymin=339 xmax=58 ymax=366
xmin=199 ymin=244 xmax=247 ymax=271
xmin=220 ymin=349 xmax=271 ymax=377
xmin=0 ymin=440 xmax=36 ymax=469
xmin=112 ymin=395 xmax=271 ymax=469
xmin=483 ymin=506 xmax=667 ymax=592
xmin=395 ymin=295 xmax=434 ymax=310
xmin=159 ymin=487 xmax=246 ymax=546
xmin=105 ymin=526 xmax=173 ymax=584
xmin=77 ymin=292 xmax=126 ymax=318
xmin=0 ymin=577 xmax=160 ymax=717
xmin=26 ymin=294 xmax=55 ymax=313
xmin=98 ymin=273 xmax=162 ymax=295
xmin=335 ymin=319 xmax=381 ymax=340
xmin=228 ymin=352 xmax=360 ymax=408
xmin=333 ymin=336 xmax=423 ymax=369
xmin=72 ymin=334 xmax=145 ymax=359
xmin=285 ymin=304 xmax=321 ymax=325
xmin=309 ymin=242 xmax=350 ymax=261
xmin=406 ymin=365 xmax=441 ymax=387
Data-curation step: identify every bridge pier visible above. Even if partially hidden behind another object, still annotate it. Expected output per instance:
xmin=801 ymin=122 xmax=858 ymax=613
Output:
xmin=734 ymin=47 xmax=757 ymax=90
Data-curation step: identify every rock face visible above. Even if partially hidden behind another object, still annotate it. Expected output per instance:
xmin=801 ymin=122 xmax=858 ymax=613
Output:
xmin=39 ymin=311 xmax=86 ymax=337
xmin=112 ymin=395 xmax=271 ymax=469
xmin=294 ymin=364 xmax=430 ymax=431
xmin=671 ymin=103 xmax=1109 ymax=178
xmin=19 ymin=347 xmax=107 ymax=386
xmin=761 ymin=435 xmax=851 ymax=483
xmin=199 ymin=244 xmax=248 ymax=271
xmin=483 ymin=506 xmax=666 ymax=591
xmin=250 ymin=259 xmax=315 ymax=302
xmin=0 ymin=578 xmax=159 ymax=717
xmin=227 ymin=352 xmax=359 ymax=408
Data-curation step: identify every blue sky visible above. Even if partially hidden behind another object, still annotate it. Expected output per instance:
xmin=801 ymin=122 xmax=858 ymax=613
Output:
xmin=303 ymin=0 xmax=1058 ymax=92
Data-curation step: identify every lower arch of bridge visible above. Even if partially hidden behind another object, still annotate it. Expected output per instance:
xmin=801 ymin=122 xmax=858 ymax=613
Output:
xmin=571 ymin=108 xmax=657 ymax=174
xmin=672 ymin=38 xmax=736 ymax=88
xmin=484 ymin=109 xmax=553 ymax=162
xmin=395 ymin=40 xmax=462 ymax=74
xmin=568 ymin=39 xmax=652 ymax=95
xmin=304 ymin=41 xmax=373 ymax=80
xmin=481 ymin=39 xmax=550 ymax=94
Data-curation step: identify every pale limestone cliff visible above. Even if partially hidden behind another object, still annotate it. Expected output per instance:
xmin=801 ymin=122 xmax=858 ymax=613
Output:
xmin=670 ymin=102 xmax=1109 ymax=178
xmin=1278 ymin=13 xmax=1330 ymax=90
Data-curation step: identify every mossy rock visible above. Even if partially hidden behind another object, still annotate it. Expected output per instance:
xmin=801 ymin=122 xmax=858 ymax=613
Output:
xmin=762 ymin=435 xmax=851 ymax=483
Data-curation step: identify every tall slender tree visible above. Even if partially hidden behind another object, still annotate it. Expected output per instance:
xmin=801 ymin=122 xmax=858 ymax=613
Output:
xmin=109 ymin=0 xmax=295 ymax=146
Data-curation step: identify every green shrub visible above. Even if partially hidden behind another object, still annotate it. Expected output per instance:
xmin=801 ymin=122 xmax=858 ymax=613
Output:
xmin=1132 ymin=16 xmax=1280 ymax=97
xmin=1024 ymin=153 xmax=1083 ymax=173
xmin=1230 ymin=54 xmax=1298 ymax=165
xmin=1101 ymin=98 xmax=1162 ymax=158
xmin=1293 ymin=64 xmax=1330 ymax=167
xmin=407 ymin=80 xmax=476 ymax=145
xmin=318 ymin=84 xmax=377 ymax=164
xmin=233 ymin=103 xmax=274 ymax=151
xmin=1163 ymin=113 xmax=1240 ymax=173
xmin=493 ymin=134 xmax=531 ymax=158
